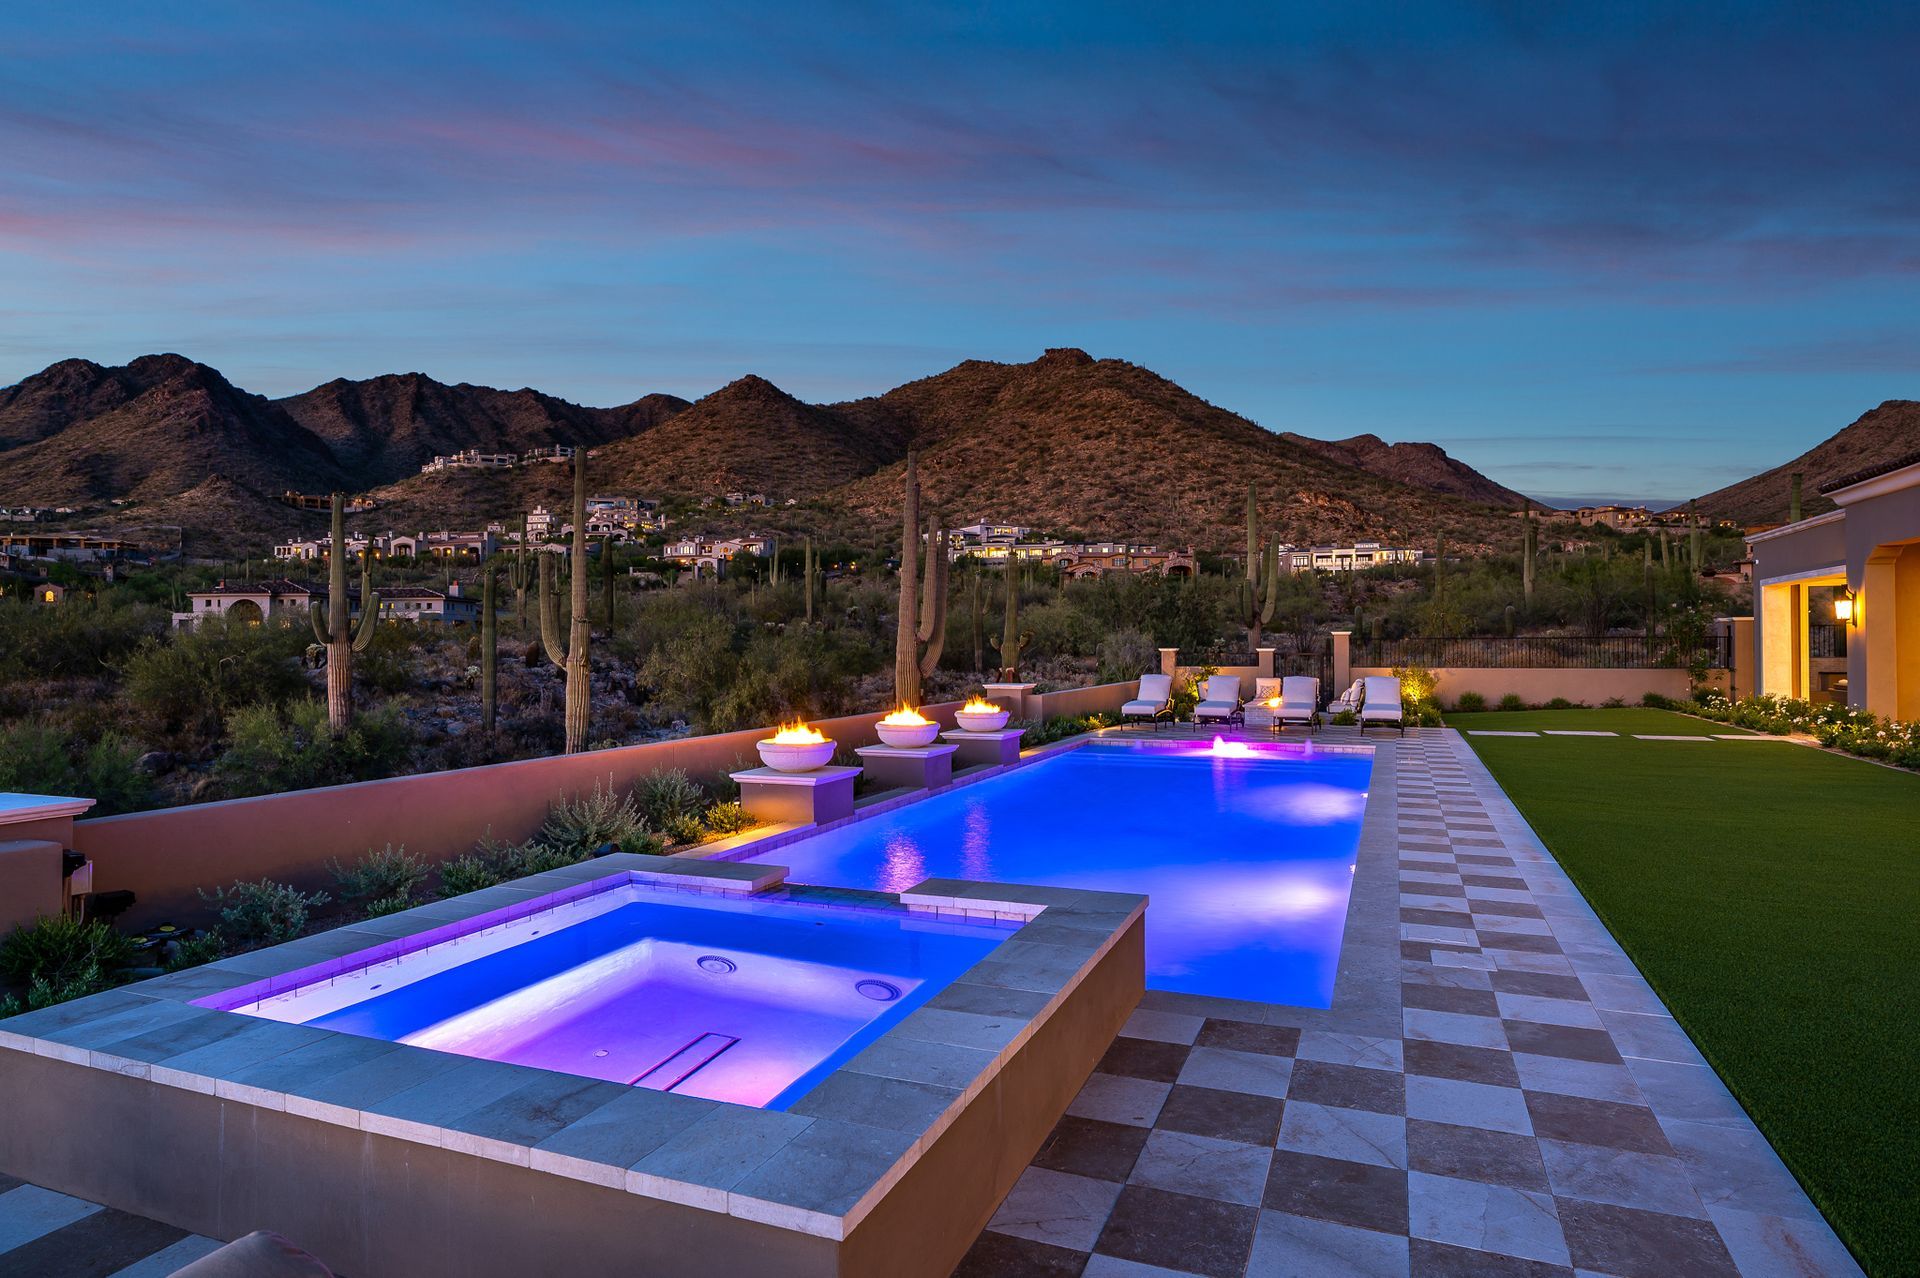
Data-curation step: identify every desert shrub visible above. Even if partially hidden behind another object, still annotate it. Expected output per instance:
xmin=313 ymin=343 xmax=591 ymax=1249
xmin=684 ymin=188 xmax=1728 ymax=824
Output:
xmin=331 ymin=843 xmax=428 ymax=905
xmin=1453 ymin=692 xmax=1487 ymax=713
xmin=1497 ymin=694 xmax=1527 ymax=712
xmin=1641 ymin=691 xmax=1675 ymax=709
xmin=0 ymin=915 xmax=138 ymax=988
xmin=1023 ymin=713 xmax=1115 ymax=747
xmin=0 ymin=724 xmax=153 ymax=816
xmin=1545 ymin=697 xmax=1578 ymax=710
xmin=214 ymin=700 xmax=413 ymax=798
xmin=439 ymin=851 xmax=507 ymax=896
xmin=1415 ymin=704 xmax=1444 ymax=727
xmin=164 ymin=931 xmax=229 ymax=972
xmin=540 ymin=781 xmax=651 ymax=859
xmin=661 ymin=813 xmax=707 ymax=845
xmin=634 ymin=768 xmax=705 ymax=832
xmin=1602 ymin=696 xmax=1627 ymax=708
xmin=123 ymin=617 xmax=308 ymax=744
xmin=1391 ymin=665 xmax=1438 ymax=708
xmin=702 ymin=800 xmax=756 ymax=836
xmin=1095 ymin=628 xmax=1160 ymax=685
xmin=201 ymin=879 xmax=329 ymax=948
xmin=0 ymin=595 xmax=168 ymax=685
xmin=363 ymin=893 xmax=416 ymax=918
xmin=1329 ymin=709 xmax=1358 ymax=726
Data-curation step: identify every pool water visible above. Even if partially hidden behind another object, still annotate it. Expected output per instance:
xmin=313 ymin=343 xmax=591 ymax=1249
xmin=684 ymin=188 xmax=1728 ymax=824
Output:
xmin=214 ymin=884 xmax=1016 ymax=1109
xmin=740 ymin=740 xmax=1370 ymax=1007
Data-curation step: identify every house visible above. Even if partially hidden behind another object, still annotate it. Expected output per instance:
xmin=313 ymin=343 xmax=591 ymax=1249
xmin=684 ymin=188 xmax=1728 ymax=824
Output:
xmin=1746 ymin=453 xmax=1920 ymax=718
xmin=522 ymin=445 xmax=576 ymax=464
xmin=661 ymin=535 xmax=771 ymax=576
xmin=952 ymin=537 xmax=1195 ymax=577
xmin=1280 ymin=542 xmax=1425 ymax=573
xmin=420 ymin=449 xmax=518 ymax=474
xmin=172 ymin=580 xmax=323 ymax=629
xmin=34 ymin=582 xmax=66 ymax=605
xmin=0 ymin=531 xmax=136 ymax=563
xmin=1574 ymin=504 xmax=1651 ymax=531
xmin=378 ymin=584 xmax=483 ymax=625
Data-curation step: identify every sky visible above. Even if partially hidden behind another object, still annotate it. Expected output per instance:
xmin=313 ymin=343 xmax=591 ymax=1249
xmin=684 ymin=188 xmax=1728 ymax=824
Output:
xmin=2 ymin=2 xmax=1917 ymax=505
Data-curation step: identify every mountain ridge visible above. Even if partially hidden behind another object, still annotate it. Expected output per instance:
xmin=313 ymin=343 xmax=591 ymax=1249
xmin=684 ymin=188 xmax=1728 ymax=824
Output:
xmin=1693 ymin=399 xmax=1920 ymax=525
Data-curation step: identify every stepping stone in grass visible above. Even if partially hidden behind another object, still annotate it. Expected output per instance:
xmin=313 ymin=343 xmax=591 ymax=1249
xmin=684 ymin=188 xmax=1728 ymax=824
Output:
xmin=1467 ymin=730 xmax=1539 ymax=737
xmin=1542 ymin=730 xmax=1616 ymax=736
xmin=1713 ymin=734 xmax=1782 ymax=741
xmin=1633 ymin=734 xmax=1715 ymax=740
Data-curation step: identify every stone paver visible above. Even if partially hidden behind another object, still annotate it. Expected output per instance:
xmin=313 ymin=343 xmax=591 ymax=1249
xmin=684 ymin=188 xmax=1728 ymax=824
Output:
xmin=954 ymin=729 xmax=1862 ymax=1277
xmin=0 ymin=1182 xmax=223 ymax=1276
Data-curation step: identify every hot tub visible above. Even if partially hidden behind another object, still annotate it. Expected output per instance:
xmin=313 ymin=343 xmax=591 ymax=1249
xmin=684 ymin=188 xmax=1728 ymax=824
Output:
xmin=202 ymin=879 xmax=1018 ymax=1108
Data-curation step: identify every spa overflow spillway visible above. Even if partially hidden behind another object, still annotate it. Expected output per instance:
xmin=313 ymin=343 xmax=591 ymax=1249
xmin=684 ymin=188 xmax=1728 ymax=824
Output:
xmin=206 ymin=882 xmax=1016 ymax=1109
xmin=737 ymin=739 xmax=1370 ymax=1006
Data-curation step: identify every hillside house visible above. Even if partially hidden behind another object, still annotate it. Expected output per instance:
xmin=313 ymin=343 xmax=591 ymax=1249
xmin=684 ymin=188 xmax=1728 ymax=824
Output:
xmin=378 ymin=584 xmax=482 ymax=625
xmin=1574 ymin=504 xmax=1651 ymax=531
xmin=420 ymin=449 xmax=517 ymax=474
xmin=1281 ymin=542 xmax=1425 ymax=572
xmin=661 ymin=535 xmax=771 ymax=576
xmin=173 ymin=580 xmax=323 ymax=630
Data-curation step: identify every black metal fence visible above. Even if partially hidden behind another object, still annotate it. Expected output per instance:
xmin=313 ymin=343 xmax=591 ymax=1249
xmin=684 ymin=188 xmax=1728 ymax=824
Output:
xmin=1352 ymin=634 xmax=1727 ymax=670
xmin=1810 ymin=623 xmax=1848 ymax=659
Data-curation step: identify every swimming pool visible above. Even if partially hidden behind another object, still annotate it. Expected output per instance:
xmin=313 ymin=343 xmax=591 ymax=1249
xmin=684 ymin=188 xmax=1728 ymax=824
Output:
xmin=738 ymin=739 xmax=1371 ymax=1007
xmin=206 ymin=881 xmax=1017 ymax=1108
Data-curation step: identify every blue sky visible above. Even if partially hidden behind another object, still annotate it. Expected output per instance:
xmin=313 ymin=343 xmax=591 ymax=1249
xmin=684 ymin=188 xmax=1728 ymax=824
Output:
xmin=2 ymin=2 xmax=1916 ymax=504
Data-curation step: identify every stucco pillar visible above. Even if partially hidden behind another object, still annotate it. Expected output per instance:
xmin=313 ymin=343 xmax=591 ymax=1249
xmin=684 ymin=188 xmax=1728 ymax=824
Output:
xmin=1718 ymin=616 xmax=1755 ymax=700
xmin=1256 ymin=647 xmax=1275 ymax=680
xmin=1331 ymin=630 xmax=1352 ymax=693
xmin=1158 ymin=647 xmax=1179 ymax=678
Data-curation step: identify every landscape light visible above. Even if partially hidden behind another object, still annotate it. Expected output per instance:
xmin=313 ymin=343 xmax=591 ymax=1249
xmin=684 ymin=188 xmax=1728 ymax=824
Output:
xmin=1833 ymin=593 xmax=1855 ymax=625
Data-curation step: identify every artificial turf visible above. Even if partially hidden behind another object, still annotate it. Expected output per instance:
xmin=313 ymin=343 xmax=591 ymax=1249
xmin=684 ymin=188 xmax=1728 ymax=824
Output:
xmin=1451 ymin=708 xmax=1916 ymax=1275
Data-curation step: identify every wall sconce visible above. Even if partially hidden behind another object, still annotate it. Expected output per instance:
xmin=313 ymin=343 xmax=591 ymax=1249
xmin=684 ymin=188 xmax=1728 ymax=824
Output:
xmin=1833 ymin=592 xmax=1855 ymax=625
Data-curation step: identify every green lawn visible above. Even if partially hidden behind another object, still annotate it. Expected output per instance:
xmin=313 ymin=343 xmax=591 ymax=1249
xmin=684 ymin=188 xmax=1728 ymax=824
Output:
xmin=1452 ymin=709 xmax=1917 ymax=1275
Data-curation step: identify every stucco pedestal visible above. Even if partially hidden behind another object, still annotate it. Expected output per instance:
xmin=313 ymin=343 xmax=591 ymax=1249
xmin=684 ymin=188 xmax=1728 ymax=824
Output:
xmin=940 ymin=728 xmax=1025 ymax=769
xmin=729 ymin=765 xmax=861 ymax=826
xmin=853 ymin=744 xmax=958 ymax=791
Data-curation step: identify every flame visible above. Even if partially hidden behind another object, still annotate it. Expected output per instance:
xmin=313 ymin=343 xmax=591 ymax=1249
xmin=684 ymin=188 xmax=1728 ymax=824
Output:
xmin=962 ymin=697 xmax=999 ymax=714
xmin=1264 ymin=696 xmax=1282 ymax=708
xmin=880 ymin=705 xmax=931 ymax=726
xmin=767 ymin=722 xmax=828 ymax=745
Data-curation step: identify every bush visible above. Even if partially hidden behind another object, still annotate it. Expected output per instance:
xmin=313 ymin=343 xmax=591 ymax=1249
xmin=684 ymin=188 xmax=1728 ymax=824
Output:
xmin=201 ymin=879 xmax=329 ymax=949
xmin=1497 ymin=694 xmax=1527 ymax=712
xmin=214 ymin=701 xmax=413 ymax=798
xmin=364 ymin=893 xmax=416 ymax=918
xmin=1329 ymin=709 xmax=1359 ymax=726
xmin=164 ymin=931 xmax=228 ymax=972
xmin=1602 ymin=696 xmax=1627 ymax=708
xmin=702 ymin=800 xmax=756 ymax=836
xmin=439 ymin=851 xmax=508 ymax=896
xmin=1095 ymin=629 xmax=1160 ymax=686
xmin=540 ymin=781 xmax=653 ymax=859
xmin=634 ymin=769 xmax=705 ymax=833
xmin=1642 ymin=691 xmax=1675 ymax=710
xmin=0 ymin=915 xmax=138 ymax=988
xmin=0 ymin=724 xmax=153 ymax=816
xmin=123 ymin=617 xmax=308 ymax=744
xmin=1022 ymin=713 xmax=1115 ymax=747
xmin=1453 ymin=692 xmax=1487 ymax=714
xmin=1545 ymin=697 xmax=1577 ymax=710
xmin=661 ymin=813 xmax=707 ymax=845
xmin=330 ymin=844 xmax=428 ymax=905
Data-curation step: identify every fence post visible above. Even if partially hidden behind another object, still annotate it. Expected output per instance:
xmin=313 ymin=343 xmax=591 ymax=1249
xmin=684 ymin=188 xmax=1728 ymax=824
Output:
xmin=1331 ymin=629 xmax=1351 ymax=692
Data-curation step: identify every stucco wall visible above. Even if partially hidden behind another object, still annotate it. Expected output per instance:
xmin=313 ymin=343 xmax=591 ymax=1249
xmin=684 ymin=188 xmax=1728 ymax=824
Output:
xmin=74 ymin=683 xmax=1137 ymax=928
xmin=1352 ymin=666 xmax=1698 ymax=708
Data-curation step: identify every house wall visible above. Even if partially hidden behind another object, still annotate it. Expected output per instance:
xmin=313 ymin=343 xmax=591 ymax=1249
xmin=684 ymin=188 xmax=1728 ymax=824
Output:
xmin=73 ymin=683 xmax=1138 ymax=928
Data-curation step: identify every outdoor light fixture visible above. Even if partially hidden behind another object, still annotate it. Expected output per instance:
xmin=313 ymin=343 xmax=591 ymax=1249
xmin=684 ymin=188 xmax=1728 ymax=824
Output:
xmin=1834 ymin=592 xmax=1856 ymax=625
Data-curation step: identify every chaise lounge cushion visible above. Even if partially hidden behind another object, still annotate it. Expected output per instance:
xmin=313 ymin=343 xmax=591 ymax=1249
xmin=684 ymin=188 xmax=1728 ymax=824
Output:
xmin=170 ymin=1232 xmax=335 ymax=1278
xmin=1360 ymin=676 xmax=1405 ymax=722
xmin=1122 ymin=672 xmax=1174 ymax=717
xmin=1193 ymin=674 xmax=1243 ymax=721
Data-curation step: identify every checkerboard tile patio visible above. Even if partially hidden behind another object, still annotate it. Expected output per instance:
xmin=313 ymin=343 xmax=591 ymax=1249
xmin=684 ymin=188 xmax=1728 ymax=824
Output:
xmin=954 ymin=730 xmax=1863 ymax=1278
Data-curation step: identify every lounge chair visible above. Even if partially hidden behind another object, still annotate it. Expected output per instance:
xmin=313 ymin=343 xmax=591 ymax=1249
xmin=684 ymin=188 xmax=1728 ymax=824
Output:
xmin=1192 ymin=674 xmax=1244 ymax=726
xmin=1328 ymin=680 xmax=1365 ymax=717
xmin=1277 ymin=675 xmax=1321 ymax=729
xmin=1121 ymin=673 xmax=1176 ymax=726
xmin=1242 ymin=678 xmax=1285 ymax=730
xmin=1359 ymin=675 xmax=1405 ymax=735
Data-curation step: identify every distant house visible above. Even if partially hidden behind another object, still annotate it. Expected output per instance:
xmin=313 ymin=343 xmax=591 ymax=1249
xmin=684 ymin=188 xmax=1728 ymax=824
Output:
xmin=378 ymin=584 xmax=482 ymax=625
xmin=521 ymin=445 xmax=576 ymax=464
xmin=661 ymin=535 xmax=772 ymax=577
xmin=0 ymin=531 xmax=136 ymax=563
xmin=420 ymin=449 xmax=517 ymax=474
xmin=34 ymin=582 xmax=67 ymax=605
xmin=1574 ymin=504 xmax=1651 ymax=531
xmin=952 ymin=536 xmax=1195 ymax=578
xmin=173 ymin=580 xmax=324 ymax=629
xmin=1281 ymin=542 xmax=1425 ymax=572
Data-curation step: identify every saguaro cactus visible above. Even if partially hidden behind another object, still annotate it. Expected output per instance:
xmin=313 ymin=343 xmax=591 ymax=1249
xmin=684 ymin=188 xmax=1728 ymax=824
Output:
xmin=539 ymin=450 xmax=592 ymax=754
xmin=480 ymin=558 xmax=500 ymax=734
xmin=1688 ymin=500 xmax=1703 ymax=575
xmin=892 ymin=453 xmax=949 ymax=705
xmin=802 ymin=536 xmax=819 ymax=623
xmin=1239 ymin=485 xmax=1280 ymax=647
xmin=510 ymin=514 xmax=530 ymax=624
xmin=602 ymin=535 xmax=619 ymax=628
xmin=310 ymin=493 xmax=380 ymax=735
xmin=989 ymin=574 xmax=1032 ymax=681
xmin=1521 ymin=504 xmax=1538 ymax=606
xmin=970 ymin=570 xmax=985 ymax=672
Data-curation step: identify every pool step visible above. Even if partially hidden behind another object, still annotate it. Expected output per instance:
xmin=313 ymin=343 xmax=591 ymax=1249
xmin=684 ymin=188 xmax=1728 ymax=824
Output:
xmin=630 ymin=1033 xmax=740 ymax=1091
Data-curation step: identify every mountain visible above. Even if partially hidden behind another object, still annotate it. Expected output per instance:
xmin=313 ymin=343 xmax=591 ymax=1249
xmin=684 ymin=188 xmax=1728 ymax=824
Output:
xmin=591 ymin=374 xmax=908 ymax=499
xmin=1277 ymin=432 xmax=1528 ymax=507
xmin=1 ymin=349 xmax=1534 ymax=553
xmin=278 ymin=373 xmax=685 ymax=488
xmin=1694 ymin=400 xmax=1920 ymax=525
xmin=827 ymin=349 xmax=1517 ymax=549
xmin=0 ymin=354 xmax=346 ymax=503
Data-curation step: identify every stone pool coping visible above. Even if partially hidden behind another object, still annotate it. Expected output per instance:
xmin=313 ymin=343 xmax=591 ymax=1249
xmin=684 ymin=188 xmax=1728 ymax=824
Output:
xmin=0 ymin=853 xmax=1144 ymax=1244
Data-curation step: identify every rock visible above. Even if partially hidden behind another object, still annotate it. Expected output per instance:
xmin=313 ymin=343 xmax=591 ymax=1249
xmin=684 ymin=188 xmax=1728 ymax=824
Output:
xmin=135 ymin=750 xmax=174 ymax=776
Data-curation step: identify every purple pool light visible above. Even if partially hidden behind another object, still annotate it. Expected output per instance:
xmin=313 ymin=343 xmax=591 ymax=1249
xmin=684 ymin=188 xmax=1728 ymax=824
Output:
xmin=211 ymin=882 xmax=1016 ymax=1109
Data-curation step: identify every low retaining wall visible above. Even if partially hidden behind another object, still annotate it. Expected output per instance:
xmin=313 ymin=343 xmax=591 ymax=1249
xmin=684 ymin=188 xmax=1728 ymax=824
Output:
xmin=1352 ymin=666 xmax=1702 ymax=707
xmin=74 ymin=683 xmax=1138 ymax=929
